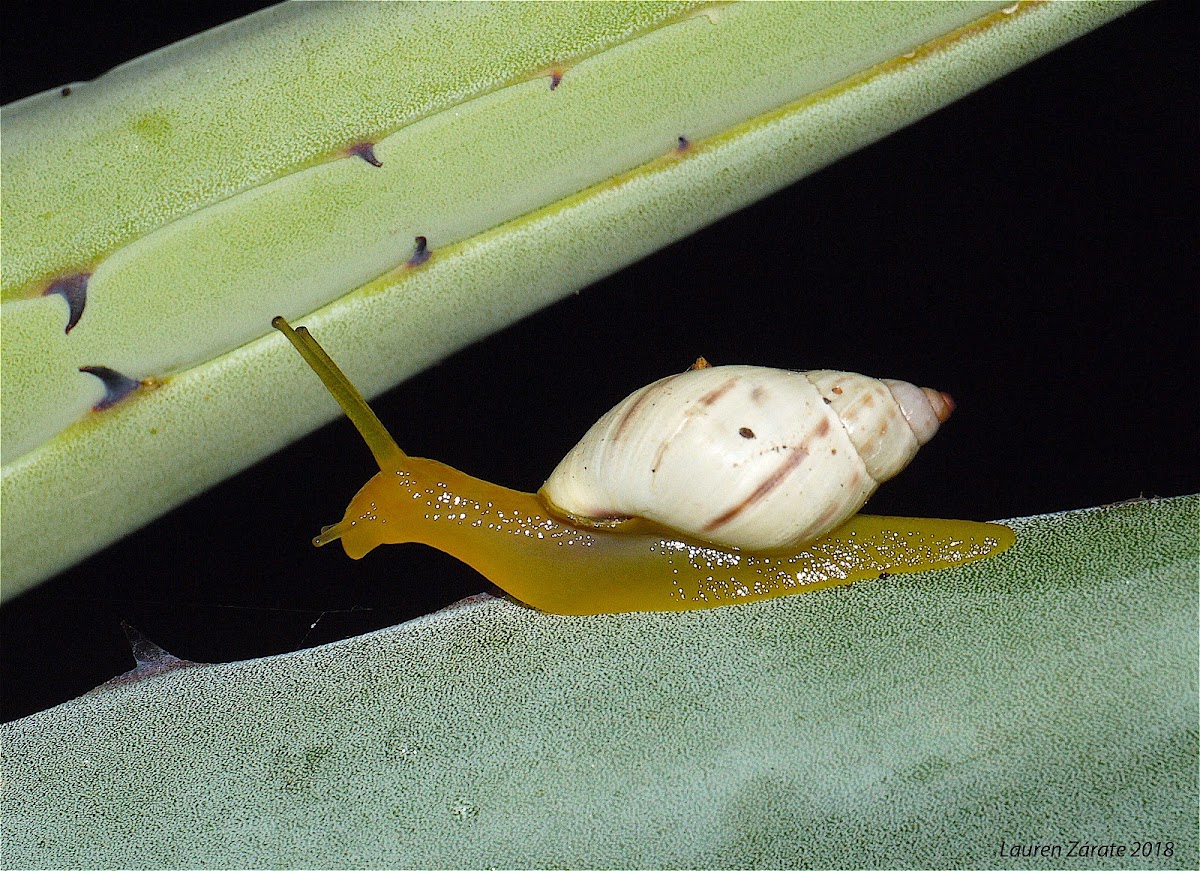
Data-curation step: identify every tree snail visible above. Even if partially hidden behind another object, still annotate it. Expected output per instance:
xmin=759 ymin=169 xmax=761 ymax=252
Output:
xmin=273 ymin=318 xmax=1014 ymax=615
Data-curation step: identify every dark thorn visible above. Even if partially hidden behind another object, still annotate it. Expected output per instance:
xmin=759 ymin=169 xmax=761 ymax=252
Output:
xmin=89 ymin=622 xmax=205 ymax=693
xmin=61 ymin=86 xmax=72 ymax=97
xmin=79 ymin=365 xmax=141 ymax=410
xmin=549 ymin=69 xmax=564 ymax=90
xmin=676 ymin=135 xmax=690 ymax=152
xmin=348 ymin=142 xmax=382 ymax=167
xmin=122 ymin=620 xmax=183 ymax=669
xmin=42 ymin=272 xmax=90 ymax=333
xmin=406 ymin=235 xmax=431 ymax=267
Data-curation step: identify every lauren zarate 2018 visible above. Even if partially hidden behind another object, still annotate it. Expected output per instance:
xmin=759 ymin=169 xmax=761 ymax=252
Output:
xmin=999 ymin=839 xmax=1175 ymax=860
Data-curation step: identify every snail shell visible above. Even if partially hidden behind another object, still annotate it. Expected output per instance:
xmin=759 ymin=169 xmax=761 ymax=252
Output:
xmin=539 ymin=366 xmax=955 ymax=550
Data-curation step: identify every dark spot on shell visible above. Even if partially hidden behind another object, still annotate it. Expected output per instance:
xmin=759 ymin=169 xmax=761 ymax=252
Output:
xmin=61 ymin=86 xmax=72 ymax=97
xmin=43 ymin=272 xmax=90 ymax=333
xmin=822 ymin=397 xmax=832 ymax=405
xmin=80 ymin=365 xmax=142 ymax=410
xmin=549 ymin=69 xmax=564 ymax=89
xmin=832 ymin=386 xmax=843 ymax=395
xmin=676 ymin=135 xmax=690 ymax=152
xmin=347 ymin=142 xmax=382 ymax=167
xmin=406 ymin=235 xmax=431 ymax=267
xmin=739 ymin=427 xmax=755 ymax=439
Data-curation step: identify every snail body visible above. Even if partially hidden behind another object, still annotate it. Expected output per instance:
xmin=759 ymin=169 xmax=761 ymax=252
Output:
xmin=273 ymin=318 xmax=1013 ymax=615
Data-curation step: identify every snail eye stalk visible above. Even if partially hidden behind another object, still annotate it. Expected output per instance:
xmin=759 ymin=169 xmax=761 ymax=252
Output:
xmin=272 ymin=316 xmax=406 ymax=472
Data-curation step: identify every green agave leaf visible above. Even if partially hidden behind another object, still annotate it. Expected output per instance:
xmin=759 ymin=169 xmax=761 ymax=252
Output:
xmin=0 ymin=1 xmax=1141 ymax=599
xmin=4 ymin=496 xmax=1195 ymax=867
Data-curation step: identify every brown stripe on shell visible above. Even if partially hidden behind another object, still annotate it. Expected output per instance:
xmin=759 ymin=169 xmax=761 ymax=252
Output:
xmin=838 ymin=383 xmax=886 ymax=428
xmin=809 ymin=492 xmax=856 ymax=535
xmin=613 ymin=376 xmax=677 ymax=442
xmin=651 ymin=438 xmax=669 ymax=473
xmin=702 ymin=444 xmax=808 ymax=533
xmin=699 ymin=376 xmax=739 ymax=406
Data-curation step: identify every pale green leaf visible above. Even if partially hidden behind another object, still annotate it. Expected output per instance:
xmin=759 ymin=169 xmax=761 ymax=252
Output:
xmin=0 ymin=1 xmax=1141 ymax=598
xmin=4 ymin=496 xmax=1195 ymax=867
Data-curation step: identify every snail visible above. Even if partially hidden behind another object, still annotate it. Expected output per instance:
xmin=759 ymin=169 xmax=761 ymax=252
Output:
xmin=273 ymin=318 xmax=1014 ymax=615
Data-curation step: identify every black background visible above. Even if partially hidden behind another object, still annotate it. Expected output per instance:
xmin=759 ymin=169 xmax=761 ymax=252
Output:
xmin=3 ymin=1 xmax=1196 ymax=722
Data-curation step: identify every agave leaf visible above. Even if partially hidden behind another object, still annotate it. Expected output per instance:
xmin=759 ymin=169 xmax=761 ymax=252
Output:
xmin=3 ymin=496 xmax=1195 ymax=867
xmin=0 ymin=1 xmax=1142 ymax=599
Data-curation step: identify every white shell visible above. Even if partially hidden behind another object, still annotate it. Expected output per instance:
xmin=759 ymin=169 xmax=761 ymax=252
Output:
xmin=539 ymin=366 xmax=955 ymax=550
